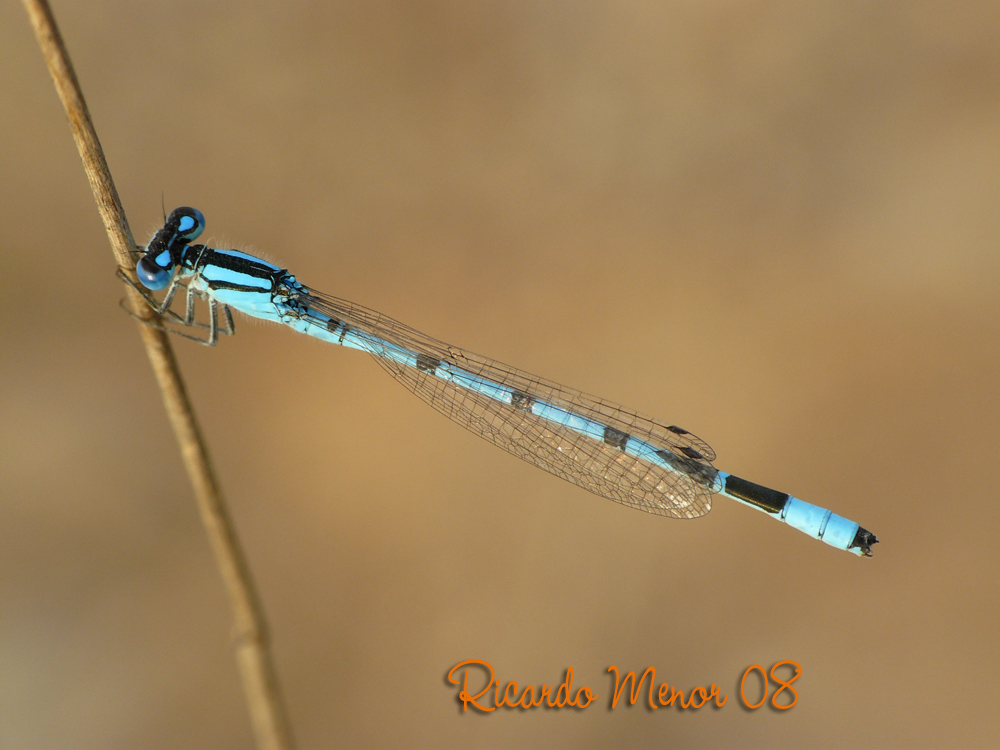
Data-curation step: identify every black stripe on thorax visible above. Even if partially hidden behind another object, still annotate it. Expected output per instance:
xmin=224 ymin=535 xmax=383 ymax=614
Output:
xmin=206 ymin=279 xmax=272 ymax=294
xmin=185 ymin=245 xmax=284 ymax=282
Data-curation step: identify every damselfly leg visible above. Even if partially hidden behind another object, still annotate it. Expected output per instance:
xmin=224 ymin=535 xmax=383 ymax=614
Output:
xmin=116 ymin=266 xmax=235 ymax=346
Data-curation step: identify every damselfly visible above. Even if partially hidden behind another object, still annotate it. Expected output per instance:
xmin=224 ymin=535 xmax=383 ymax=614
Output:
xmin=124 ymin=207 xmax=877 ymax=556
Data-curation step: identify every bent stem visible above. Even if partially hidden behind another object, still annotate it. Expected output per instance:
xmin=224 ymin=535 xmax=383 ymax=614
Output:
xmin=21 ymin=2 xmax=295 ymax=748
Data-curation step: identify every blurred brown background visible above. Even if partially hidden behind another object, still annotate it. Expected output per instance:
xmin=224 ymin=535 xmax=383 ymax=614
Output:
xmin=2 ymin=1 xmax=999 ymax=747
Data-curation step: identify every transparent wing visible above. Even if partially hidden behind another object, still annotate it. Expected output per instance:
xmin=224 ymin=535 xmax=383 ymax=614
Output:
xmin=301 ymin=287 xmax=716 ymax=519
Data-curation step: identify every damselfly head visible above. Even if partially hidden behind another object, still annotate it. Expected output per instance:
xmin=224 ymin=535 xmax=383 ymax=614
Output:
xmin=135 ymin=207 xmax=205 ymax=290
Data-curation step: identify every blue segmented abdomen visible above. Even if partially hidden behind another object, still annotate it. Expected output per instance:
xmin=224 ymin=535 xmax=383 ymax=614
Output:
xmin=202 ymin=275 xmax=872 ymax=552
xmin=285 ymin=295 xmax=874 ymax=554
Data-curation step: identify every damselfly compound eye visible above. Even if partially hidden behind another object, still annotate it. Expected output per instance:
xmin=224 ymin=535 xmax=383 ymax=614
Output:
xmin=169 ymin=206 xmax=206 ymax=241
xmin=136 ymin=255 xmax=174 ymax=290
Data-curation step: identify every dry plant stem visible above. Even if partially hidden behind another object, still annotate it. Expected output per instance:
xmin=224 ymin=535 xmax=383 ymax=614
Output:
xmin=22 ymin=2 xmax=295 ymax=748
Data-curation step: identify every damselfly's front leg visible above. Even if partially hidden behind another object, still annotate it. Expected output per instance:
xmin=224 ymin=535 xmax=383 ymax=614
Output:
xmin=116 ymin=269 xmax=233 ymax=346
xmin=116 ymin=268 xmax=189 ymax=327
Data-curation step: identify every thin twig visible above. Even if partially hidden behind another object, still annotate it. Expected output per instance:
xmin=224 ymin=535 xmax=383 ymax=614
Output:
xmin=21 ymin=2 xmax=295 ymax=748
